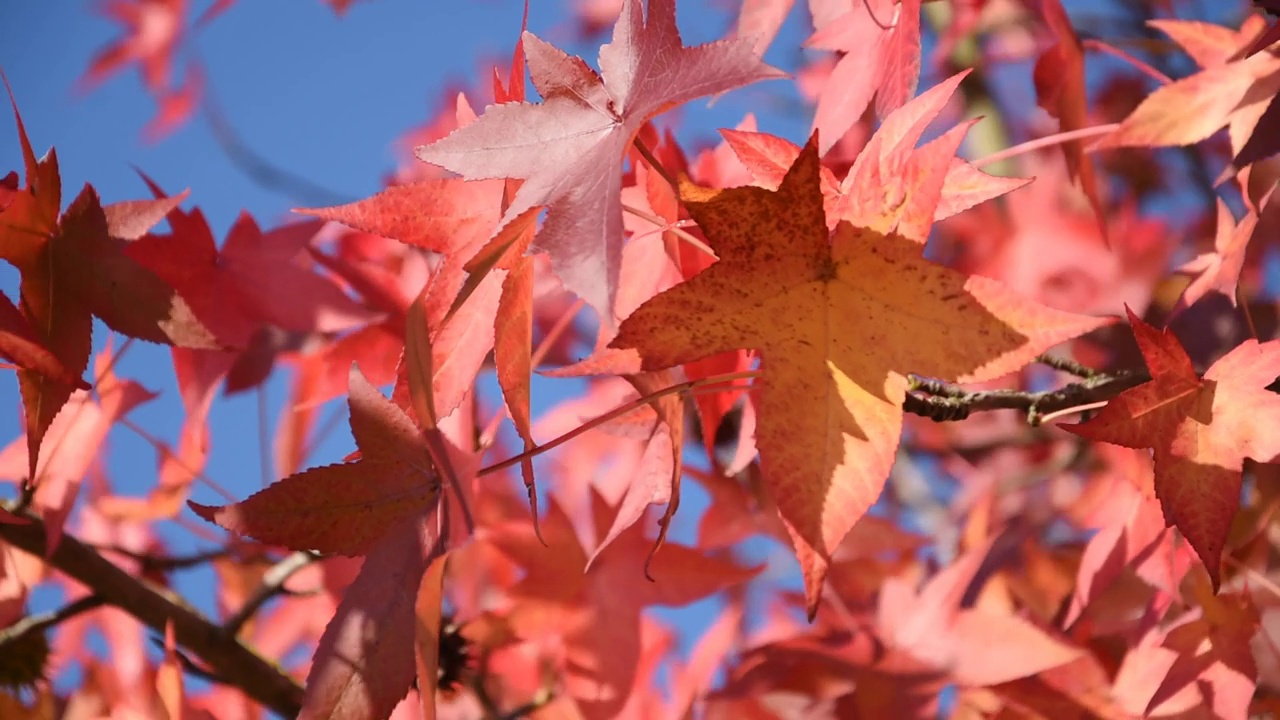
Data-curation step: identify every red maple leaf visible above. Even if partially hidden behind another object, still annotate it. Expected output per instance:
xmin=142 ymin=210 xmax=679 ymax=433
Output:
xmin=719 ymin=73 xmax=1029 ymax=239
xmin=126 ymin=176 xmax=377 ymax=350
xmin=1063 ymin=309 xmax=1280 ymax=587
xmin=190 ymin=366 xmax=442 ymax=556
xmin=1032 ymin=0 xmax=1107 ymax=239
xmin=190 ymin=365 xmax=467 ymax=718
xmin=877 ymin=539 xmax=1083 ymax=687
xmin=415 ymin=0 xmax=783 ymax=321
xmin=1098 ymin=17 xmax=1280 ymax=162
xmin=1 ymin=86 xmax=220 ymax=483
xmin=0 ymin=292 xmax=85 ymax=388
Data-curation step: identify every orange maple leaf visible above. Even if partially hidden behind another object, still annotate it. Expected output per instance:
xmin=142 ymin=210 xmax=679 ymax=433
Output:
xmin=1098 ymin=16 xmax=1280 ymax=159
xmin=609 ymin=135 xmax=1109 ymax=616
xmin=1063 ymin=309 xmax=1280 ymax=588
xmin=488 ymin=490 xmax=759 ymax=719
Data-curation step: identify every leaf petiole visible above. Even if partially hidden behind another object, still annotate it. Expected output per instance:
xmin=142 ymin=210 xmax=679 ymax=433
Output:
xmin=477 ymin=370 xmax=759 ymax=477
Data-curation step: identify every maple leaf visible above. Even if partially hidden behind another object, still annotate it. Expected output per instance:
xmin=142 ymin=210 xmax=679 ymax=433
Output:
xmin=143 ymin=61 xmax=202 ymax=142
xmin=1172 ymin=180 xmax=1276 ymax=315
xmin=1063 ymin=310 xmax=1280 ymax=588
xmin=1098 ymin=20 xmax=1280 ymax=159
xmin=1032 ymin=0 xmax=1106 ymax=240
xmin=415 ymin=0 xmax=783 ymax=321
xmin=192 ymin=362 xmax=473 ymax=720
xmin=299 ymin=520 xmax=444 ymax=720
xmin=0 ymin=344 xmax=156 ymax=552
xmin=1111 ymin=586 xmax=1258 ymax=718
xmin=1064 ymin=463 xmax=1195 ymax=630
xmin=189 ymin=365 xmax=441 ymax=556
xmin=127 ymin=179 xmax=377 ymax=348
xmin=805 ymin=0 xmax=922 ymax=154
xmin=488 ymin=491 xmax=759 ymax=719
xmin=609 ymin=135 xmax=1110 ymax=616
xmin=298 ymin=173 xmax=516 ymax=415
xmin=80 ymin=0 xmax=184 ymax=96
xmin=298 ymin=178 xmax=503 ymax=257
xmin=734 ymin=0 xmax=795 ymax=57
xmin=877 ymin=540 xmax=1083 ymax=687
xmin=0 ymin=292 xmax=85 ymax=388
xmin=720 ymin=73 xmax=1030 ymax=237
xmin=1 ymin=86 xmax=222 ymax=483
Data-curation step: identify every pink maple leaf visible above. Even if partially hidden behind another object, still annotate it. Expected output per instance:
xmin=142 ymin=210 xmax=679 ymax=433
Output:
xmin=415 ymin=0 xmax=783 ymax=322
xmin=806 ymin=0 xmax=923 ymax=154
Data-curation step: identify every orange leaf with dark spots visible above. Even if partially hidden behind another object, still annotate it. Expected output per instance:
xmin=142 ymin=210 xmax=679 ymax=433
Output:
xmin=609 ymin=134 xmax=1110 ymax=617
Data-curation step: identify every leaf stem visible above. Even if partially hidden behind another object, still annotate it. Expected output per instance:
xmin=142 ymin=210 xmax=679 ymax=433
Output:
xmin=974 ymin=123 xmax=1120 ymax=169
xmin=621 ymin=203 xmax=716 ymax=258
xmin=119 ymin=417 xmax=239 ymax=503
xmin=478 ymin=370 xmax=759 ymax=477
xmin=632 ymin=137 xmax=678 ymax=191
xmin=1082 ymin=38 xmax=1172 ymax=84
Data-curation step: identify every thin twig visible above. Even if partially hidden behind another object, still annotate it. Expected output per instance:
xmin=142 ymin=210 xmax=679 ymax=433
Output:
xmin=118 ymin=417 xmax=239 ymax=503
xmin=0 ymin=595 xmax=106 ymax=645
xmin=1081 ymin=38 xmax=1173 ymax=84
xmin=477 ymin=297 xmax=586 ymax=450
xmin=861 ymin=0 xmax=898 ymax=31
xmin=83 ymin=544 xmax=236 ymax=573
xmin=223 ymin=550 xmax=321 ymax=636
xmin=975 ymin=124 xmax=1120 ymax=169
xmin=1033 ymin=352 xmax=1099 ymax=379
xmin=478 ymin=371 xmax=759 ymax=477
xmin=256 ymin=385 xmax=273 ymax=488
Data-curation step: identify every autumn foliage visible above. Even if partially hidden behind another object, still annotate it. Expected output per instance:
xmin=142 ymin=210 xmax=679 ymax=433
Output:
xmin=9 ymin=0 xmax=1280 ymax=717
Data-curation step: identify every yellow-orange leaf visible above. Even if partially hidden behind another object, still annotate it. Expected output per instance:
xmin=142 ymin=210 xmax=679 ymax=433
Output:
xmin=609 ymin=135 xmax=1111 ymax=617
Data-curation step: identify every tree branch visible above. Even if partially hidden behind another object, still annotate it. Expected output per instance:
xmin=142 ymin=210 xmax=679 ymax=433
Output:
xmin=0 ymin=503 xmax=304 ymax=717
xmin=904 ymin=369 xmax=1149 ymax=425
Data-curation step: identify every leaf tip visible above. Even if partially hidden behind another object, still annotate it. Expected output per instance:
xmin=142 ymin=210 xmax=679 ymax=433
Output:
xmin=187 ymin=501 xmax=221 ymax=524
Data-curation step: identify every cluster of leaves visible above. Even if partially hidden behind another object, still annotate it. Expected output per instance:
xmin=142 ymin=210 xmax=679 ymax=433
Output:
xmin=5 ymin=0 xmax=1280 ymax=718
